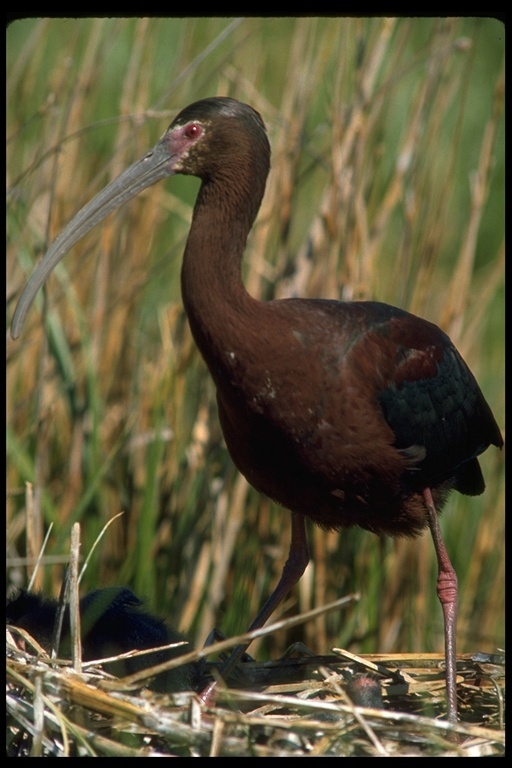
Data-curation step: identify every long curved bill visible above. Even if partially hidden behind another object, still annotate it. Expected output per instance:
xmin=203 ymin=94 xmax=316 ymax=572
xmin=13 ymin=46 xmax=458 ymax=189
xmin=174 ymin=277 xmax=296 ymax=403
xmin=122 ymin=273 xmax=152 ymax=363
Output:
xmin=10 ymin=138 xmax=177 ymax=339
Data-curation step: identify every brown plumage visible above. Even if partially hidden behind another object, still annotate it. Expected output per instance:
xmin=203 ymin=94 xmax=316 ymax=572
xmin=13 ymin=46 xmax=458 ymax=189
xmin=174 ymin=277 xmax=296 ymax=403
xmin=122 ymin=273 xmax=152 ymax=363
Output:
xmin=11 ymin=97 xmax=502 ymax=721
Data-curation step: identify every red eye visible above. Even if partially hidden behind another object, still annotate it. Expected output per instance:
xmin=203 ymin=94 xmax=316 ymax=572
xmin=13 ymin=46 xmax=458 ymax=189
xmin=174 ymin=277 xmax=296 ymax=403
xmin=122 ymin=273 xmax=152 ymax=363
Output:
xmin=184 ymin=122 xmax=202 ymax=139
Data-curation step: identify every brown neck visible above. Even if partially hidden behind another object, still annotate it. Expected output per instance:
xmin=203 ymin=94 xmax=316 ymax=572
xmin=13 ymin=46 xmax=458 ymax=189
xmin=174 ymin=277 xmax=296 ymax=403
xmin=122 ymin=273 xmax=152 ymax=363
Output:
xmin=180 ymin=175 xmax=264 ymax=376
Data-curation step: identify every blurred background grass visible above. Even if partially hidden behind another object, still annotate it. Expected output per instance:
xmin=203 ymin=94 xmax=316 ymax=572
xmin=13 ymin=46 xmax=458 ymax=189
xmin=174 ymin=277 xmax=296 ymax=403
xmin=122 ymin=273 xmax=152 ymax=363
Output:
xmin=7 ymin=17 xmax=504 ymax=664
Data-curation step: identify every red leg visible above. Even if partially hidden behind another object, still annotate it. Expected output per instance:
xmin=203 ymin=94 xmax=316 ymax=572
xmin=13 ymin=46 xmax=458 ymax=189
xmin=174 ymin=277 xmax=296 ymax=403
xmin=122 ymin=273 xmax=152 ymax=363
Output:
xmin=244 ymin=512 xmax=310 ymax=635
xmin=423 ymin=488 xmax=459 ymax=723
xmin=201 ymin=512 xmax=309 ymax=702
